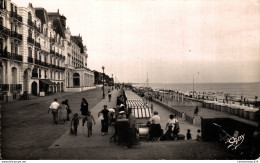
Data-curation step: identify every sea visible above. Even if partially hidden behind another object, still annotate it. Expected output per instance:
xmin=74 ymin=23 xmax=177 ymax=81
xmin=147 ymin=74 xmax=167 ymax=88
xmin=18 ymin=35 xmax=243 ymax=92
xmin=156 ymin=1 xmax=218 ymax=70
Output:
xmin=132 ymin=82 xmax=260 ymax=101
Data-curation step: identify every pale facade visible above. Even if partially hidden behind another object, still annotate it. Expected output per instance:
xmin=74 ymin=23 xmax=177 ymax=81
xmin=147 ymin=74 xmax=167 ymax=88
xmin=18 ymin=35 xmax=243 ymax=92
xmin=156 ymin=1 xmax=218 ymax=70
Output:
xmin=0 ymin=0 xmax=94 ymax=102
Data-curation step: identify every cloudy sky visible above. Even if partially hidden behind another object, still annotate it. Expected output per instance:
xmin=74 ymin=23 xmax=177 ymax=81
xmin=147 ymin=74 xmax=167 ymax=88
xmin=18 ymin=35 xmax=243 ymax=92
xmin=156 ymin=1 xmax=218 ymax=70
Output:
xmin=13 ymin=0 xmax=260 ymax=83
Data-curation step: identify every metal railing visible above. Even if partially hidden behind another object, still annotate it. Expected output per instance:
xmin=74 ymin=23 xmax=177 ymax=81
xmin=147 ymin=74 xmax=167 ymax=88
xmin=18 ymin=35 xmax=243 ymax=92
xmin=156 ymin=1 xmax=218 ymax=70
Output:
xmin=35 ymin=41 xmax=41 ymax=48
xmin=28 ymin=56 xmax=34 ymax=63
xmin=9 ymin=11 xmax=23 ymax=22
xmin=0 ymin=25 xmax=10 ymax=36
xmin=10 ymin=31 xmax=23 ymax=41
xmin=0 ymin=84 xmax=9 ymax=92
xmin=10 ymin=84 xmax=22 ymax=92
xmin=32 ymin=72 xmax=38 ymax=78
xmin=27 ymin=19 xmax=34 ymax=27
xmin=27 ymin=37 xmax=34 ymax=45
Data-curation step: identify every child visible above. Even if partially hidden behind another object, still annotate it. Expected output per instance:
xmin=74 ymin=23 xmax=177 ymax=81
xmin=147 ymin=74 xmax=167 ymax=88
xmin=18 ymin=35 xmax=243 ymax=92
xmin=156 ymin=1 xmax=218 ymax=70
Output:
xmin=71 ymin=113 xmax=79 ymax=136
xmin=82 ymin=111 xmax=96 ymax=137
xmin=186 ymin=129 xmax=192 ymax=140
xmin=196 ymin=129 xmax=202 ymax=141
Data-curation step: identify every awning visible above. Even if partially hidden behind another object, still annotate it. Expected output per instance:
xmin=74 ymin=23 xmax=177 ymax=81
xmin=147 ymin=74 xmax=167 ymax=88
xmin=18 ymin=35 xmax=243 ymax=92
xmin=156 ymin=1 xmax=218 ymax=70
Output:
xmin=40 ymin=79 xmax=54 ymax=85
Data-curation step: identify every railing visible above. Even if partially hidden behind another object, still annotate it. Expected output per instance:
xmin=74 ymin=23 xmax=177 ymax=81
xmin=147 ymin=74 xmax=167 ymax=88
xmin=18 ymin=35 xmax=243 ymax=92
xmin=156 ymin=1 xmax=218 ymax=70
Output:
xmin=10 ymin=53 xmax=23 ymax=61
xmin=35 ymin=59 xmax=41 ymax=65
xmin=0 ymin=84 xmax=9 ymax=92
xmin=0 ymin=50 xmax=11 ymax=59
xmin=27 ymin=19 xmax=34 ymax=27
xmin=35 ymin=27 xmax=41 ymax=33
xmin=32 ymin=72 xmax=38 ymax=78
xmin=9 ymin=11 xmax=23 ymax=22
xmin=50 ymin=38 xmax=55 ymax=43
xmin=35 ymin=41 xmax=41 ymax=48
xmin=10 ymin=84 xmax=22 ymax=92
xmin=28 ymin=56 xmax=34 ymax=63
xmin=50 ymin=50 xmax=55 ymax=55
xmin=55 ymin=52 xmax=59 ymax=57
xmin=0 ymin=25 xmax=10 ymax=36
xmin=27 ymin=37 xmax=34 ymax=45
xmin=10 ymin=31 xmax=23 ymax=41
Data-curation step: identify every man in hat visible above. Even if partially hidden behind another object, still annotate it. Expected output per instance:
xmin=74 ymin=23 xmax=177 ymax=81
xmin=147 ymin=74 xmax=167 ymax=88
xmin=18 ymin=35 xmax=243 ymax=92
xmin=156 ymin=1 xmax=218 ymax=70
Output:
xmin=119 ymin=104 xmax=125 ymax=112
xmin=99 ymin=105 xmax=109 ymax=136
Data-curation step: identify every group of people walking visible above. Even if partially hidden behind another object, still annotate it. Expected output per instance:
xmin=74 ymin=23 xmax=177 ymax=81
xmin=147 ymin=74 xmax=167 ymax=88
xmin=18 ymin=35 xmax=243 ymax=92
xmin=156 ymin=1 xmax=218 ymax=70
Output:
xmin=48 ymin=97 xmax=96 ymax=137
xmin=48 ymin=98 xmax=71 ymax=125
xmin=148 ymin=111 xmax=180 ymax=141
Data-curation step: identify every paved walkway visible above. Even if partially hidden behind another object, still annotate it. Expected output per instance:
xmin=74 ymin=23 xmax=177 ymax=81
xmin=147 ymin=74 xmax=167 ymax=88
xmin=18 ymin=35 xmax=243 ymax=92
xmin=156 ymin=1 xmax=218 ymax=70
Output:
xmin=2 ymin=88 xmax=237 ymax=159
xmin=159 ymin=98 xmax=257 ymax=127
xmin=49 ymin=89 xmax=121 ymax=149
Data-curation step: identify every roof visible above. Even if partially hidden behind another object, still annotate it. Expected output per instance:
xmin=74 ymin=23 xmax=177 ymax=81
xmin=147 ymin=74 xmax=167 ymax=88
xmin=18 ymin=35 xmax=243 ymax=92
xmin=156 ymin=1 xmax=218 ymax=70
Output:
xmin=35 ymin=8 xmax=48 ymax=24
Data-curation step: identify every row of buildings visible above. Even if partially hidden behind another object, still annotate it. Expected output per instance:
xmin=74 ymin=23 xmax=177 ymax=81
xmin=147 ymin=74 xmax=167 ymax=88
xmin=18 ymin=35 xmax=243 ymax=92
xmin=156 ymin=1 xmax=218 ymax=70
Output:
xmin=0 ymin=0 xmax=95 ymax=102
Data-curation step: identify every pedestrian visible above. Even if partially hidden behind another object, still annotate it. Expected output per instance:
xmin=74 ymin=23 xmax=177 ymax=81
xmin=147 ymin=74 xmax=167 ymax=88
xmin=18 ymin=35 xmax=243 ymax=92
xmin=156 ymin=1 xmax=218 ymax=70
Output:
xmin=194 ymin=106 xmax=199 ymax=116
xmin=186 ymin=129 xmax=192 ymax=140
xmin=149 ymin=111 xmax=162 ymax=140
xmin=165 ymin=114 xmax=179 ymax=139
xmin=71 ymin=113 xmax=79 ymax=136
xmin=80 ymin=98 xmax=88 ymax=116
xmin=108 ymin=89 xmax=112 ymax=102
xmin=196 ymin=129 xmax=202 ymax=141
xmin=99 ymin=105 xmax=109 ymax=136
xmin=82 ymin=111 xmax=96 ymax=137
xmin=48 ymin=98 xmax=60 ymax=124
xmin=59 ymin=101 xmax=67 ymax=124
xmin=63 ymin=99 xmax=71 ymax=121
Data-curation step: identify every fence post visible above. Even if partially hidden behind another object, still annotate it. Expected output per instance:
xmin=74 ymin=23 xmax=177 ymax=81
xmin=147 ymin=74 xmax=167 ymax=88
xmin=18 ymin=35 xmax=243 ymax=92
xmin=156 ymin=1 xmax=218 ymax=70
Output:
xmin=182 ymin=112 xmax=185 ymax=118
xmin=192 ymin=117 xmax=196 ymax=125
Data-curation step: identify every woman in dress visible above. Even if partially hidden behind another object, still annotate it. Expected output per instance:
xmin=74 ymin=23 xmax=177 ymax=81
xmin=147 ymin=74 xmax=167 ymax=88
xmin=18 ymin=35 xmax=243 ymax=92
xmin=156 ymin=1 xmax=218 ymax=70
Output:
xmin=165 ymin=114 xmax=178 ymax=139
xmin=80 ymin=98 xmax=88 ymax=116
xmin=59 ymin=101 xmax=68 ymax=124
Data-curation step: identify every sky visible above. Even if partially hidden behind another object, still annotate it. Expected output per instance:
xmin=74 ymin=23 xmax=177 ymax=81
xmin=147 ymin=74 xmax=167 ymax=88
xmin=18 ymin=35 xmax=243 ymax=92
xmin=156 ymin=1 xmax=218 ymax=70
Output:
xmin=13 ymin=0 xmax=260 ymax=83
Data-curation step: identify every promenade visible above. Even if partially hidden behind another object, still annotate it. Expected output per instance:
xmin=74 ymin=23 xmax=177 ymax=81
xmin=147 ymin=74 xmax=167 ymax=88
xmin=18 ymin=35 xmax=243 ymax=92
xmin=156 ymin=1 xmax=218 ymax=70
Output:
xmin=1 ymin=88 xmax=237 ymax=160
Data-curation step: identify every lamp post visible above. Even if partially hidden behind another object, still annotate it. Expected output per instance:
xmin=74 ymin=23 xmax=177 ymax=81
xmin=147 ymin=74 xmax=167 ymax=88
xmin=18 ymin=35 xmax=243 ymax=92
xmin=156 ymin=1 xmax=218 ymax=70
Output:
xmin=102 ymin=66 xmax=105 ymax=99
xmin=112 ymin=74 xmax=114 ymax=90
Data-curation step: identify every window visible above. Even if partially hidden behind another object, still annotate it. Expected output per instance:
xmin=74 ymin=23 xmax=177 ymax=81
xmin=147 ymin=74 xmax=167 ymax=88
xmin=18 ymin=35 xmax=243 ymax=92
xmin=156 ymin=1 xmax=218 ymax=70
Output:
xmin=28 ymin=29 xmax=32 ymax=38
xmin=44 ymin=70 xmax=47 ymax=78
xmin=28 ymin=12 xmax=32 ymax=20
xmin=28 ymin=47 xmax=32 ymax=57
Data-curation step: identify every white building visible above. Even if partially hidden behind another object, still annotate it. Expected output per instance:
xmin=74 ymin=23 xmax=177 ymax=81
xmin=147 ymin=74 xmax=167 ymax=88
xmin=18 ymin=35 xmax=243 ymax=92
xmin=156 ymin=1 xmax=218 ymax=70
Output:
xmin=0 ymin=1 xmax=94 ymax=102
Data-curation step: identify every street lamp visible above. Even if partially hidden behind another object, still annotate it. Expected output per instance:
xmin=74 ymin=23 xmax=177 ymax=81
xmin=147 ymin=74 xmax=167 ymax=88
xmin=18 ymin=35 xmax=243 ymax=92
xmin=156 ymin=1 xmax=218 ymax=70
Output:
xmin=112 ymin=74 xmax=113 ymax=90
xmin=102 ymin=66 xmax=105 ymax=99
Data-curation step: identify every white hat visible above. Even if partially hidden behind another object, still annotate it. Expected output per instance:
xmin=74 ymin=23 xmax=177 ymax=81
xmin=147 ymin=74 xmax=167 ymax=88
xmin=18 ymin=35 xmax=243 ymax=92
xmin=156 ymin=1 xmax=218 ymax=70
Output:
xmin=119 ymin=111 xmax=125 ymax=114
xmin=120 ymin=104 xmax=124 ymax=107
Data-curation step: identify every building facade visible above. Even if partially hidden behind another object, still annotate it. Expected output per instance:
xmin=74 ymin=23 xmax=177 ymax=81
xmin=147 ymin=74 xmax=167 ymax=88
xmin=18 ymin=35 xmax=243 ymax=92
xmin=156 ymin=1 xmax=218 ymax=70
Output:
xmin=0 ymin=0 xmax=94 ymax=102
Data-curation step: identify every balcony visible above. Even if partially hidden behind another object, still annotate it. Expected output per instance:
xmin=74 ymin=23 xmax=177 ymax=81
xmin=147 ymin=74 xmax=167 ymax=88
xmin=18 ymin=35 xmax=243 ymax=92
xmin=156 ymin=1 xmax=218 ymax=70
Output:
xmin=10 ymin=53 xmax=23 ymax=62
xmin=0 ymin=84 xmax=9 ymax=92
xmin=35 ymin=59 xmax=41 ymax=65
xmin=55 ymin=52 xmax=59 ymax=57
xmin=35 ymin=26 xmax=41 ymax=33
xmin=0 ymin=50 xmax=11 ymax=59
xmin=56 ymin=66 xmax=65 ymax=71
xmin=35 ymin=41 xmax=41 ymax=49
xmin=27 ymin=19 xmax=34 ymax=27
xmin=9 ymin=11 xmax=23 ymax=22
xmin=10 ymin=31 xmax=23 ymax=41
xmin=0 ymin=25 xmax=10 ymax=36
xmin=10 ymin=84 xmax=22 ymax=92
xmin=32 ymin=72 xmax=38 ymax=78
xmin=27 ymin=37 xmax=34 ymax=45
xmin=50 ymin=50 xmax=55 ymax=55
xmin=50 ymin=38 xmax=55 ymax=44
xmin=28 ymin=56 xmax=34 ymax=63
